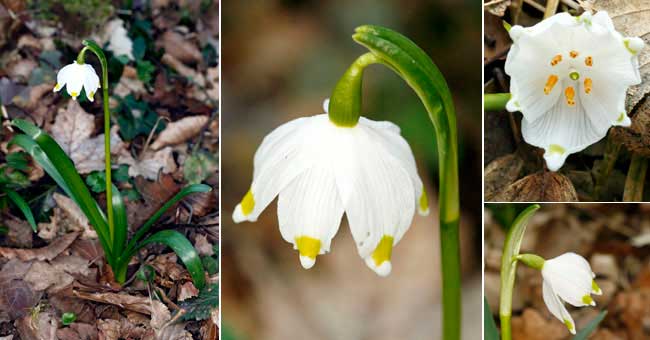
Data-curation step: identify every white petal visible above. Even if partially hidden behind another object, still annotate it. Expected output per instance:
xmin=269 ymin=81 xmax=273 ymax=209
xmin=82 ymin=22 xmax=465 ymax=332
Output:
xmin=63 ymin=62 xmax=86 ymax=100
xmin=542 ymin=280 xmax=576 ymax=334
xmin=542 ymin=252 xmax=594 ymax=307
xmin=232 ymin=116 xmax=316 ymax=223
xmin=332 ymin=122 xmax=415 ymax=260
xmin=82 ymin=64 xmax=100 ymax=102
xmin=54 ymin=62 xmax=78 ymax=92
xmin=277 ymin=165 xmax=344 ymax=268
xmin=522 ymin=91 xmax=607 ymax=171
xmin=359 ymin=118 xmax=428 ymax=217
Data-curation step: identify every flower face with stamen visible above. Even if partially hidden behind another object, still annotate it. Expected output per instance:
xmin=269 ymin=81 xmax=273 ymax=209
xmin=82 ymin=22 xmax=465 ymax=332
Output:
xmin=541 ymin=252 xmax=602 ymax=334
xmin=505 ymin=11 xmax=644 ymax=171
xmin=232 ymin=101 xmax=429 ymax=276
xmin=53 ymin=61 xmax=100 ymax=101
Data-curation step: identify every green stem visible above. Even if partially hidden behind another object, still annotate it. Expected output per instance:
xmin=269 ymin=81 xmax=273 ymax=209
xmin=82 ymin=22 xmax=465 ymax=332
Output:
xmin=484 ymin=93 xmax=511 ymax=111
xmin=343 ymin=25 xmax=460 ymax=340
xmin=515 ymin=253 xmax=545 ymax=270
xmin=77 ymin=41 xmax=114 ymax=246
xmin=593 ymin=135 xmax=621 ymax=200
xmin=623 ymin=154 xmax=648 ymax=201
xmin=499 ymin=204 xmax=540 ymax=340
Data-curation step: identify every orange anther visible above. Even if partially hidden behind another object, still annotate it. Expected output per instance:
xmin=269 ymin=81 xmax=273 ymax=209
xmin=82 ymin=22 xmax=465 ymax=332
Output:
xmin=584 ymin=78 xmax=592 ymax=94
xmin=551 ymin=54 xmax=563 ymax=66
xmin=565 ymin=86 xmax=576 ymax=106
xmin=569 ymin=50 xmax=579 ymax=58
xmin=585 ymin=56 xmax=593 ymax=67
xmin=544 ymin=75 xmax=559 ymax=95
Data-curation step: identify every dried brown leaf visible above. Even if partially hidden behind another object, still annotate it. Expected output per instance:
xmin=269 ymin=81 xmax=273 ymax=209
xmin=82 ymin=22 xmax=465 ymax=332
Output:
xmin=161 ymin=53 xmax=205 ymax=86
xmin=159 ymin=30 xmax=202 ymax=64
xmin=150 ymin=115 xmax=209 ymax=150
xmin=0 ymin=232 xmax=79 ymax=261
xmin=194 ymin=234 xmax=213 ymax=257
xmin=484 ymin=153 xmax=525 ymax=201
xmin=51 ymin=101 xmax=127 ymax=174
xmin=177 ymin=282 xmax=199 ymax=301
xmin=15 ymin=309 xmax=58 ymax=340
xmin=485 ymin=0 xmax=511 ymax=17
xmin=122 ymin=146 xmax=178 ymax=180
xmin=4 ymin=216 xmax=32 ymax=248
xmin=72 ymin=291 xmax=152 ymax=315
xmin=0 ymin=279 xmax=41 ymax=320
xmin=494 ymin=172 xmax=579 ymax=202
xmin=51 ymin=193 xmax=98 ymax=239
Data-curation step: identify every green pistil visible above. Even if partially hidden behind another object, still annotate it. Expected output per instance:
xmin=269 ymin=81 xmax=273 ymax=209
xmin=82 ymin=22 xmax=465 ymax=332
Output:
xmin=569 ymin=71 xmax=580 ymax=81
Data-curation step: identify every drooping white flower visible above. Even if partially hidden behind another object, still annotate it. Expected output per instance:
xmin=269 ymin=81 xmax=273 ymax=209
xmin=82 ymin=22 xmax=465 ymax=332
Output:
xmin=232 ymin=101 xmax=429 ymax=276
xmin=541 ymin=252 xmax=602 ymax=334
xmin=505 ymin=11 xmax=644 ymax=171
xmin=53 ymin=61 xmax=100 ymax=101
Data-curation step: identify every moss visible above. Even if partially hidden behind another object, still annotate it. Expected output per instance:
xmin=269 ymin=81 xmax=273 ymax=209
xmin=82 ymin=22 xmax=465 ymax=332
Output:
xmin=28 ymin=0 xmax=114 ymax=35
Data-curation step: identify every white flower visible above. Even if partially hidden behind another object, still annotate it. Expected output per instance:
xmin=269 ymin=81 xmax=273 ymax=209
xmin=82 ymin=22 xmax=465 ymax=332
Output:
xmin=53 ymin=61 xmax=100 ymax=101
xmin=104 ymin=18 xmax=134 ymax=61
xmin=541 ymin=252 xmax=602 ymax=334
xmin=505 ymin=11 xmax=644 ymax=171
xmin=232 ymin=102 xmax=429 ymax=276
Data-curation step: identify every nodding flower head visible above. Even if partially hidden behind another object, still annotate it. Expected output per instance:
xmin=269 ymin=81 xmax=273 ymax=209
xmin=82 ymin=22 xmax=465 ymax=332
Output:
xmin=505 ymin=11 xmax=644 ymax=171
xmin=232 ymin=100 xmax=429 ymax=276
xmin=540 ymin=252 xmax=601 ymax=334
xmin=53 ymin=61 xmax=100 ymax=102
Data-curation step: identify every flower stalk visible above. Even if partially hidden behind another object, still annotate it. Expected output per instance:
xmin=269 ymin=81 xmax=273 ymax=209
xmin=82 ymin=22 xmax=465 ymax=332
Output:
xmin=76 ymin=40 xmax=115 ymax=248
xmin=344 ymin=25 xmax=461 ymax=340
xmin=484 ymin=93 xmax=511 ymax=112
xmin=623 ymin=154 xmax=648 ymax=201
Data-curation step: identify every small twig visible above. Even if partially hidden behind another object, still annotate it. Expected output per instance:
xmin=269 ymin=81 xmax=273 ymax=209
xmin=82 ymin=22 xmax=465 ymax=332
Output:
xmin=560 ymin=0 xmax=580 ymax=10
xmin=544 ymin=0 xmax=561 ymax=18
xmin=623 ymin=154 xmax=648 ymax=202
xmin=139 ymin=116 xmax=168 ymax=160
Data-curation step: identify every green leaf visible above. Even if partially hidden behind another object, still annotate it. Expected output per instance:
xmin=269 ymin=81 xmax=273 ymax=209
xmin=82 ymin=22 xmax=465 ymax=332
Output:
xmin=484 ymin=298 xmax=499 ymax=340
xmin=201 ymin=256 xmax=218 ymax=275
xmin=61 ymin=312 xmax=76 ymax=326
xmin=133 ymin=36 xmax=146 ymax=60
xmin=85 ymin=171 xmax=107 ymax=193
xmin=6 ymin=152 xmax=29 ymax=171
xmin=573 ymin=311 xmax=607 ymax=340
xmin=4 ymin=188 xmax=37 ymax=232
xmin=179 ymin=283 xmax=218 ymax=321
xmin=125 ymin=184 xmax=212 ymax=252
xmin=111 ymin=184 xmax=128 ymax=255
xmin=10 ymin=120 xmax=113 ymax=262
xmin=136 ymin=60 xmax=155 ymax=84
xmin=114 ymin=164 xmax=130 ymax=182
xmin=184 ymin=151 xmax=218 ymax=184
xmin=137 ymin=230 xmax=206 ymax=289
xmin=116 ymin=95 xmax=164 ymax=140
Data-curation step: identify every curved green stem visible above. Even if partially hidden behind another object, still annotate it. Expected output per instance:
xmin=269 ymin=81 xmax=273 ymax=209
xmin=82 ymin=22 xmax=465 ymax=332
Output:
xmin=499 ymin=204 xmax=540 ymax=340
xmin=484 ymin=93 xmax=511 ymax=111
xmin=77 ymin=40 xmax=114 ymax=245
xmin=333 ymin=25 xmax=461 ymax=340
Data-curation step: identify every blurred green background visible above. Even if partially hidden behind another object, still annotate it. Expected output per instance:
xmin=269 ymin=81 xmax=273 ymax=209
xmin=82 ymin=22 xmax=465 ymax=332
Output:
xmin=222 ymin=0 xmax=482 ymax=339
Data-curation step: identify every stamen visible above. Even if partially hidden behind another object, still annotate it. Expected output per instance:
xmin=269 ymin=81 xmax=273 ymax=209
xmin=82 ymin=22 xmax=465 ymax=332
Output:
xmin=550 ymin=54 xmax=562 ymax=66
xmin=569 ymin=50 xmax=579 ymax=58
xmin=584 ymin=78 xmax=592 ymax=94
xmin=544 ymin=75 xmax=559 ymax=95
xmin=565 ymin=86 xmax=576 ymax=106
xmin=585 ymin=56 xmax=593 ymax=67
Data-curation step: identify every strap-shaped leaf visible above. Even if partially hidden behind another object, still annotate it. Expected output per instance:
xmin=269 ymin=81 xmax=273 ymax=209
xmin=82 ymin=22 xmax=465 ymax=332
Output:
xmin=11 ymin=119 xmax=113 ymax=260
xmin=136 ymin=230 xmax=206 ymax=290
xmin=573 ymin=311 xmax=607 ymax=340
xmin=124 ymin=184 xmax=212 ymax=254
xmin=4 ymin=188 xmax=37 ymax=232
xmin=111 ymin=184 xmax=128 ymax=255
xmin=500 ymin=204 xmax=540 ymax=340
